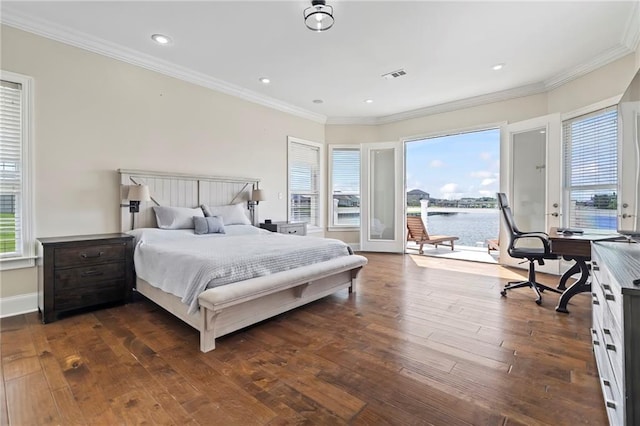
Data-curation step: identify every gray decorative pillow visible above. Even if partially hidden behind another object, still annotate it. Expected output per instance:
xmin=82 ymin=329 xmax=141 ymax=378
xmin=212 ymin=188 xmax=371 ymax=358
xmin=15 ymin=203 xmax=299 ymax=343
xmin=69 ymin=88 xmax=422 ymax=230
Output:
xmin=193 ymin=216 xmax=226 ymax=235
xmin=200 ymin=203 xmax=251 ymax=225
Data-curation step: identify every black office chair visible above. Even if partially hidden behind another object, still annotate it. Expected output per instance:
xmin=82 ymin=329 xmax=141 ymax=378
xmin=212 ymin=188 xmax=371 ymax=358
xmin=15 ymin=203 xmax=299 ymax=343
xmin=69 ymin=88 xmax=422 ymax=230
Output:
xmin=497 ymin=193 xmax=562 ymax=305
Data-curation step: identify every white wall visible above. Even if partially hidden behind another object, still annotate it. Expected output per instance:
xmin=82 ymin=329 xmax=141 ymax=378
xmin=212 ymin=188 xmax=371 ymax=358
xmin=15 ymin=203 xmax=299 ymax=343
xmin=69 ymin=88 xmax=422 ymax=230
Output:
xmin=0 ymin=25 xmax=324 ymax=299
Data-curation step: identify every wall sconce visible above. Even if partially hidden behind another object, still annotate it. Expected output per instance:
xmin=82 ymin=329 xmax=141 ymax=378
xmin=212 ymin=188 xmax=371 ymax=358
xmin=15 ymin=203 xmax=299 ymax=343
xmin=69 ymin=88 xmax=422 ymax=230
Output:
xmin=125 ymin=184 xmax=150 ymax=212
xmin=248 ymin=187 xmax=266 ymax=225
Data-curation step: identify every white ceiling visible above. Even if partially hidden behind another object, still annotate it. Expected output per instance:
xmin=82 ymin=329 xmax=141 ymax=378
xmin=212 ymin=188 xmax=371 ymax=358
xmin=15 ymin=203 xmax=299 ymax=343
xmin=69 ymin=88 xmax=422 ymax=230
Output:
xmin=2 ymin=1 xmax=639 ymax=124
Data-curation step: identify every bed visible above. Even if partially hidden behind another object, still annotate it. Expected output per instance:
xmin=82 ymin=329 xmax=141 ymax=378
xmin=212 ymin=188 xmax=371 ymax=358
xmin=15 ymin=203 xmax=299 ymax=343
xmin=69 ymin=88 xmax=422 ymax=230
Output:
xmin=119 ymin=169 xmax=367 ymax=352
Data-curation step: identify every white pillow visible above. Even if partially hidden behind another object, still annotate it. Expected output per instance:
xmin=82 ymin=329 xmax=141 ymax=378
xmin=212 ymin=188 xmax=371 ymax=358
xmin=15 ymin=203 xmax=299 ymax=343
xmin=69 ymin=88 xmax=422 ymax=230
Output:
xmin=153 ymin=206 xmax=204 ymax=229
xmin=201 ymin=203 xmax=251 ymax=225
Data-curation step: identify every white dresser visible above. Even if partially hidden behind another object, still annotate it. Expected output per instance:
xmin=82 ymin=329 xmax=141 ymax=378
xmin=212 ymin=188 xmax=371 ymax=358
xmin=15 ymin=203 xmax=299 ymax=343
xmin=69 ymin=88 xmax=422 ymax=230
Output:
xmin=591 ymin=241 xmax=640 ymax=425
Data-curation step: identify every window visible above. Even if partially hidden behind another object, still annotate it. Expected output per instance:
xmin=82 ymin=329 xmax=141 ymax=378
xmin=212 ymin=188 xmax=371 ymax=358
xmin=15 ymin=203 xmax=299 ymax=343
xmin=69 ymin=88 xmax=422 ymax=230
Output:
xmin=329 ymin=146 xmax=360 ymax=229
xmin=288 ymin=137 xmax=323 ymax=229
xmin=0 ymin=71 xmax=34 ymax=269
xmin=562 ymin=106 xmax=617 ymax=231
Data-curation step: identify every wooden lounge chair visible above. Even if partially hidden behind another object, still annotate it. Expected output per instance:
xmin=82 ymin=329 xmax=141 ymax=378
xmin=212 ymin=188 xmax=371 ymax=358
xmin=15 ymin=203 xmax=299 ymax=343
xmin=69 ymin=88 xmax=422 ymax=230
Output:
xmin=406 ymin=216 xmax=459 ymax=254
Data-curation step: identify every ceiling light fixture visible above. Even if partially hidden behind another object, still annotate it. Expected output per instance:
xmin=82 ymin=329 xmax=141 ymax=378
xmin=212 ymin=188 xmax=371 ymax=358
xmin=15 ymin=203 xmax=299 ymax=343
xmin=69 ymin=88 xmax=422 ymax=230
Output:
xmin=364 ymin=99 xmax=374 ymax=104
xmin=259 ymin=77 xmax=270 ymax=84
xmin=304 ymin=0 xmax=334 ymax=32
xmin=151 ymin=34 xmax=172 ymax=45
xmin=312 ymin=99 xmax=324 ymax=104
xmin=492 ymin=63 xmax=505 ymax=71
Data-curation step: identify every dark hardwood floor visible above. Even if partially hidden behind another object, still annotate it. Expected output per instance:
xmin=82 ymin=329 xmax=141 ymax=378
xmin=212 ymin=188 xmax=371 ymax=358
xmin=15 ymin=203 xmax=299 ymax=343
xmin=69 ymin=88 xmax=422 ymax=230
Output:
xmin=1 ymin=253 xmax=606 ymax=425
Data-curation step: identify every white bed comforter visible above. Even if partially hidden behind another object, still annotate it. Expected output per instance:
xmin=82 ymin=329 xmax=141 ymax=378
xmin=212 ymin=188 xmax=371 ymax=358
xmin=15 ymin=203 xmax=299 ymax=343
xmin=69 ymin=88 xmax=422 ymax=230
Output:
xmin=128 ymin=226 xmax=354 ymax=314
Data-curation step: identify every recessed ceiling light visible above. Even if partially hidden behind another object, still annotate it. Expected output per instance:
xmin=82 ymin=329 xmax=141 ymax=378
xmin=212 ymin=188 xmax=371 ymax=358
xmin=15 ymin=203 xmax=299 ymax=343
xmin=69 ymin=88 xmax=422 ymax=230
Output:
xmin=540 ymin=130 xmax=546 ymax=134
xmin=151 ymin=34 xmax=172 ymax=45
xmin=259 ymin=77 xmax=271 ymax=84
xmin=364 ymin=99 xmax=374 ymax=104
xmin=492 ymin=63 xmax=505 ymax=71
xmin=312 ymin=99 xmax=324 ymax=104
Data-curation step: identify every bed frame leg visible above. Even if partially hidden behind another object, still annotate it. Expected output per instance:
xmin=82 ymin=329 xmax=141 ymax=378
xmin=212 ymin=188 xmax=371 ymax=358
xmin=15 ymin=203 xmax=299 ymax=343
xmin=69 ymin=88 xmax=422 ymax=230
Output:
xmin=200 ymin=308 xmax=218 ymax=353
xmin=350 ymin=267 xmax=362 ymax=294
xmin=200 ymin=330 xmax=216 ymax=352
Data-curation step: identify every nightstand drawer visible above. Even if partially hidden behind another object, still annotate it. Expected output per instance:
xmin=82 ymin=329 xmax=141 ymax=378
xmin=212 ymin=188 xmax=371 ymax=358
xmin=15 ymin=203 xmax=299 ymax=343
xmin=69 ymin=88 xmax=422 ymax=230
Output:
xmin=54 ymin=244 xmax=125 ymax=267
xmin=260 ymin=222 xmax=307 ymax=236
xmin=54 ymin=280 xmax=126 ymax=311
xmin=55 ymin=263 xmax=126 ymax=290
xmin=279 ymin=224 xmax=306 ymax=235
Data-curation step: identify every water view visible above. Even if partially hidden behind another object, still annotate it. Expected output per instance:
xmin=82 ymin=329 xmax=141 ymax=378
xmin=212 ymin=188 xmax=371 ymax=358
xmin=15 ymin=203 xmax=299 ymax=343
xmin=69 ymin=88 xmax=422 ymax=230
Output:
xmin=422 ymin=210 xmax=500 ymax=248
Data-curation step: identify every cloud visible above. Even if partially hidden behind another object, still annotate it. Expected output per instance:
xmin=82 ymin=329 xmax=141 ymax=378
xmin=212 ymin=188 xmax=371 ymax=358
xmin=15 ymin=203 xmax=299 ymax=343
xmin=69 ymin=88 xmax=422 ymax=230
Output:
xmin=478 ymin=190 xmax=494 ymax=197
xmin=439 ymin=183 xmax=460 ymax=199
xmin=429 ymin=159 xmax=444 ymax=168
xmin=406 ymin=172 xmax=423 ymax=192
xmin=481 ymin=178 xmax=497 ymax=186
xmin=470 ymin=170 xmax=493 ymax=178
xmin=480 ymin=152 xmax=492 ymax=161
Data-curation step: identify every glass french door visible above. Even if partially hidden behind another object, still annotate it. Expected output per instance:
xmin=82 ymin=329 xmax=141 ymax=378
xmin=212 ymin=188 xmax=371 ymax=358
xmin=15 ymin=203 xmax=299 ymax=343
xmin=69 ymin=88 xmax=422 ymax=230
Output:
xmin=360 ymin=142 xmax=405 ymax=252
xmin=500 ymin=114 xmax=561 ymax=274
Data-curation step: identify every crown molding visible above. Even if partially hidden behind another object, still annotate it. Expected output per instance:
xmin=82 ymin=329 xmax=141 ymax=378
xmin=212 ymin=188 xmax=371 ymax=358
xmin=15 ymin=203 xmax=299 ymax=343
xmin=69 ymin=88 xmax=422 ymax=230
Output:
xmin=3 ymin=4 xmax=638 ymax=129
xmin=621 ymin=1 xmax=640 ymax=51
xmin=329 ymin=39 xmax=638 ymax=126
xmin=543 ymin=43 xmax=636 ymax=90
xmin=544 ymin=1 xmax=638 ymax=91
xmin=1 ymin=11 xmax=327 ymax=124
xmin=327 ymin=82 xmax=546 ymax=125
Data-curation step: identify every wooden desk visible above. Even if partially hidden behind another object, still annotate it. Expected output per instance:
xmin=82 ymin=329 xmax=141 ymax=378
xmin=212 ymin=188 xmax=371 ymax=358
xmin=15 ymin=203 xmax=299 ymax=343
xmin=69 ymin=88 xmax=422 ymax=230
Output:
xmin=549 ymin=231 xmax=623 ymax=313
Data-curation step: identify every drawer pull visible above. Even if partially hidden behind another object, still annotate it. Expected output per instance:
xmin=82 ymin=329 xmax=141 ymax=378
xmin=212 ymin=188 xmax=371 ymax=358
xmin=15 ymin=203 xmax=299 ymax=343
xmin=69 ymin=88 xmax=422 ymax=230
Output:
xmin=603 ymin=284 xmax=611 ymax=291
xmin=288 ymin=230 xmax=297 ymax=234
xmin=592 ymin=265 xmax=600 ymax=271
xmin=606 ymin=400 xmax=616 ymax=409
xmin=81 ymin=270 xmax=104 ymax=277
xmin=592 ymin=293 xmax=599 ymax=305
xmin=601 ymin=329 xmax=617 ymax=351
xmin=80 ymin=251 xmax=104 ymax=259
xmin=605 ymin=294 xmax=615 ymax=301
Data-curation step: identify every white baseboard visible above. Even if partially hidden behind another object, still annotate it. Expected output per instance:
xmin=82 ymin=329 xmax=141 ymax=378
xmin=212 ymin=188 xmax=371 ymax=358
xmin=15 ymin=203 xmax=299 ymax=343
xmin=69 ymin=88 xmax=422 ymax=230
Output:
xmin=0 ymin=292 xmax=38 ymax=318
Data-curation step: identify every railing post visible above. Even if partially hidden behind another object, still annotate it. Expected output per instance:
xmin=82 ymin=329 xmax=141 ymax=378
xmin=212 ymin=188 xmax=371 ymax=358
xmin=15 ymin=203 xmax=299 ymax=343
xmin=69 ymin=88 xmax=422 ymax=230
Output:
xmin=420 ymin=199 xmax=429 ymax=229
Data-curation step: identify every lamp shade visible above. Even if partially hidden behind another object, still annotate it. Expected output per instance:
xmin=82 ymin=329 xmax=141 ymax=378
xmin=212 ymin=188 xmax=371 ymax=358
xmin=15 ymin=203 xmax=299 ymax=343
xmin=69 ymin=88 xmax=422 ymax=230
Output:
xmin=252 ymin=189 xmax=266 ymax=202
xmin=128 ymin=184 xmax=150 ymax=201
xmin=304 ymin=0 xmax=334 ymax=32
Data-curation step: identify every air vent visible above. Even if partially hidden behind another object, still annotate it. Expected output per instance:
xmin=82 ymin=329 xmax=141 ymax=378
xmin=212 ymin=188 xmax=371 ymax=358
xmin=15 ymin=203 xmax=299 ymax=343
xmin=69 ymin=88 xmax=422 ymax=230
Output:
xmin=382 ymin=69 xmax=407 ymax=80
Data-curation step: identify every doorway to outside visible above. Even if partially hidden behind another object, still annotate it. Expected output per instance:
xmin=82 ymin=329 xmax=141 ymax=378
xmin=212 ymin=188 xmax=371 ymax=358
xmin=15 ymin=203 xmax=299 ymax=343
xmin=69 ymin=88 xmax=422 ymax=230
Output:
xmin=405 ymin=128 xmax=501 ymax=263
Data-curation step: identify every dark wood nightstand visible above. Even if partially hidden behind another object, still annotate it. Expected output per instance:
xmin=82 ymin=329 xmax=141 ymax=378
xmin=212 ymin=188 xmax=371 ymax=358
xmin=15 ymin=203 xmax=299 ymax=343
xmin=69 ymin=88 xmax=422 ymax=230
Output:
xmin=37 ymin=233 xmax=135 ymax=323
xmin=259 ymin=222 xmax=307 ymax=236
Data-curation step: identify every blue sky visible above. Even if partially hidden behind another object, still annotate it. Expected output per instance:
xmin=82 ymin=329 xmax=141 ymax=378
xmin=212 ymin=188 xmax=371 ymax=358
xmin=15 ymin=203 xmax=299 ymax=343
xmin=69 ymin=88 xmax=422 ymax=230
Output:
xmin=406 ymin=128 xmax=500 ymax=200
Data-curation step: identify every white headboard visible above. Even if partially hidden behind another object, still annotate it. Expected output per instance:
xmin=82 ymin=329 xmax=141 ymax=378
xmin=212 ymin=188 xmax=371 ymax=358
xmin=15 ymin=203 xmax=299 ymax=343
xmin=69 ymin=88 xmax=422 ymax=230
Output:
xmin=119 ymin=169 xmax=260 ymax=231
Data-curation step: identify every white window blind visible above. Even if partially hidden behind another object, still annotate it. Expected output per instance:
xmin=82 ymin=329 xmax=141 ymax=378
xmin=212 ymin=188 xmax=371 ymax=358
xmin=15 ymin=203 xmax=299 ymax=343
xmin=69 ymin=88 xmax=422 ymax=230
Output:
xmin=0 ymin=79 xmax=23 ymax=258
xmin=330 ymin=147 xmax=360 ymax=227
xmin=562 ymin=107 xmax=618 ymax=230
xmin=288 ymin=140 xmax=320 ymax=227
